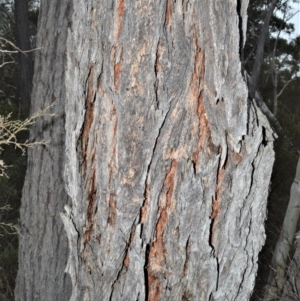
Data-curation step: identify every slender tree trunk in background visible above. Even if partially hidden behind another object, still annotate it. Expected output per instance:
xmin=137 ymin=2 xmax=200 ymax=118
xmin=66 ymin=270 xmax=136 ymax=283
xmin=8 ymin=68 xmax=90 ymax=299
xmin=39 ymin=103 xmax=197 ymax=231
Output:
xmin=280 ymin=239 xmax=300 ymax=301
xmin=16 ymin=0 xmax=275 ymax=300
xmin=273 ymin=70 xmax=278 ymax=116
xmin=14 ymin=0 xmax=33 ymax=114
xmin=249 ymin=0 xmax=278 ymax=99
xmin=14 ymin=1 xmax=72 ymax=300
xmin=264 ymin=157 xmax=300 ymax=301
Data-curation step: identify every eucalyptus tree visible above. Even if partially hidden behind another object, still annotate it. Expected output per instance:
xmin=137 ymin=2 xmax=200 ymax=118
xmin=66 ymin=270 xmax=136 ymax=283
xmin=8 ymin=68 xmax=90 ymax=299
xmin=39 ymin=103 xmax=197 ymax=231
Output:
xmin=15 ymin=1 xmax=275 ymax=300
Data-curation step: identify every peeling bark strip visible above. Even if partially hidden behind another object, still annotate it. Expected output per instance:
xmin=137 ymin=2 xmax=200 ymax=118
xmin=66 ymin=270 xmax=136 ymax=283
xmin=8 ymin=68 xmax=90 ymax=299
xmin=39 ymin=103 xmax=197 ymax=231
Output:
xmin=164 ymin=0 xmax=172 ymax=28
xmin=34 ymin=1 xmax=277 ymax=301
xmin=116 ymin=0 xmax=125 ymax=39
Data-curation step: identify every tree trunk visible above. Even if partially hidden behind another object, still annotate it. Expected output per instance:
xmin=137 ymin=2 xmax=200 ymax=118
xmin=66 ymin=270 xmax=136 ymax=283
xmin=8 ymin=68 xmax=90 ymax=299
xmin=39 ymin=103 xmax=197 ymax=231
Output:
xmin=14 ymin=1 xmax=72 ymax=300
xmin=280 ymin=239 xmax=300 ymax=301
xmin=14 ymin=0 xmax=33 ymax=114
xmin=263 ymin=157 xmax=300 ymax=301
xmin=249 ymin=0 xmax=278 ymax=99
xmin=16 ymin=0 xmax=275 ymax=300
xmin=272 ymin=65 xmax=278 ymax=116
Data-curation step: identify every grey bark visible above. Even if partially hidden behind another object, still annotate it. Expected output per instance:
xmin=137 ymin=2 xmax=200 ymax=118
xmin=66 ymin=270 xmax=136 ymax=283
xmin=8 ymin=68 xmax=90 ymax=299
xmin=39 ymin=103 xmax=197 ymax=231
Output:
xmin=14 ymin=0 xmax=33 ymax=114
xmin=14 ymin=0 xmax=72 ymax=300
xmin=16 ymin=0 xmax=275 ymax=300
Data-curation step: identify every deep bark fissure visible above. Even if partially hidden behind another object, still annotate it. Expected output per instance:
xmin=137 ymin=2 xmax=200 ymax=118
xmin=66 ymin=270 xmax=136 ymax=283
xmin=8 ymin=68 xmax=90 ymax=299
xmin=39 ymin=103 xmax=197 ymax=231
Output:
xmin=154 ymin=40 xmax=161 ymax=108
xmin=144 ymin=243 xmax=151 ymax=300
xmin=245 ymin=155 xmax=257 ymax=201
xmin=182 ymin=236 xmax=190 ymax=277
xmin=109 ymin=221 xmax=137 ymax=301
xmin=209 ymin=150 xmax=223 ymax=250
xmin=236 ymin=0 xmax=244 ymax=65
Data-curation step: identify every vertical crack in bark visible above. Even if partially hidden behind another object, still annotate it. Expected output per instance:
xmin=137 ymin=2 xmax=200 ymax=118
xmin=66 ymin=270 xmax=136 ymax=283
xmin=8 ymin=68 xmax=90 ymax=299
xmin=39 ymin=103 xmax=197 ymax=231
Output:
xmin=146 ymin=160 xmax=177 ymax=301
xmin=182 ymin=236 xmax=190 ymax=278
xmin=123 ymin=224 xmax=136 ymax=268
xmin=236 ymin=0 xmax=244 ymax=65
xmin=140 ymin=183 xmax=149 ymax=227
xmin=209 ymin=151 xmax=226 ymax=250
xmin=216 ymin=257 xmax=220 ymax=291
xmin=209 ymin=199 xmax=219 ymax=251
xmin=209 ymin=151 xmax=228 ymax=294
xmin=154 ymin=40 xmax=161 ymax=108
xmin=81 ymin=66 xmax=96 ymax=175
xmin=144 ymin=243 xmax=150 ymax=300
xmin=244 ymin=152 xmax=258 ymax=201
xmin=109 ymin=223 xmax=136 ymax=300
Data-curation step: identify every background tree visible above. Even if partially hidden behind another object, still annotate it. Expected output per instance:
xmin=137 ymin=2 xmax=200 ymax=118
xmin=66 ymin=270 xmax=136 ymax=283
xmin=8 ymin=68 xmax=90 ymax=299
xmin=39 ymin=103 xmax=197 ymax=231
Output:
xmin=15 ymin=0 xmax=275 ymax=300
xmin=279 ymin=234 xmax=300 ymax=300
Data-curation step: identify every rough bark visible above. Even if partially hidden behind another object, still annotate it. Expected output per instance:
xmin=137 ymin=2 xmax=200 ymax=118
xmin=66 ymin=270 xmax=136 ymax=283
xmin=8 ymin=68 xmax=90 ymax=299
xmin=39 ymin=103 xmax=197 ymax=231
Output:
xmin=14 ymin=1 xmax=72 ymax=300
xmin=61 ymin=0 xmax=275 ymax=300
xmin=264 ymin=157 xmax=300 ymax=301
xmin=14 ymin=0 xmax=33 ymax=113
xmin=16 ymin=0 xmax=275 ymax=300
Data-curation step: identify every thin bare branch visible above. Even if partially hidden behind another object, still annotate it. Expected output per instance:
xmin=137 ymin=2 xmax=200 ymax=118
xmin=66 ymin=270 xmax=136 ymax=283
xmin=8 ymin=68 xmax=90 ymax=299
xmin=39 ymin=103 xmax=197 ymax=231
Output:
xmin=0 ymin=60 xmax=14 ymax=68
xmin=277 ymin=77 xmax=298 ymax=98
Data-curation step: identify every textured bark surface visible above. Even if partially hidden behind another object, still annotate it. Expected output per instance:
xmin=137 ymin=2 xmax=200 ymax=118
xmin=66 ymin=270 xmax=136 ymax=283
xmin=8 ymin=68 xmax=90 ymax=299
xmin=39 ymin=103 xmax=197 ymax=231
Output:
xmin=16 ymin=0 xmax=275 ymax=300
xmin=14 ymin=1 xmax=72 ymax=300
